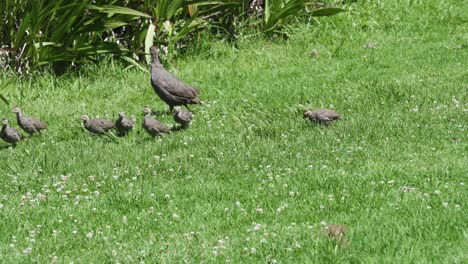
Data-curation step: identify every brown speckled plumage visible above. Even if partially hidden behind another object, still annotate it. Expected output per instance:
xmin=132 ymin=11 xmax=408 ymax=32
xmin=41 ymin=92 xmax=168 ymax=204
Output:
xmin=173 ymin=107 xmax=193 ymax=128
xmin=150 ymin=46 xmax=202 ymax=112
xmin=115 ymin=112 xmax=135 ymax=136
xmin=81 ymin=115 xmax=115 ymax=134
xmin=304 ymin=108 xmax=341 ymax=126
xmin=12 ymin=107 xmax=47 ymax=137
xmin=142 ymin=107 xmax=171 ymax=138
xmin=323 ymin=224 xmax=347 ymax=244
xmin=1 ymin=119 xmax=22 ymax=147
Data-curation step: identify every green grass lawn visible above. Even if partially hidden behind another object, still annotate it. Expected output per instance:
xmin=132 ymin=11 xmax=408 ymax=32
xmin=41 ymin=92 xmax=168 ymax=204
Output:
xmin=1 ymin=0 xmax=467 ymax=262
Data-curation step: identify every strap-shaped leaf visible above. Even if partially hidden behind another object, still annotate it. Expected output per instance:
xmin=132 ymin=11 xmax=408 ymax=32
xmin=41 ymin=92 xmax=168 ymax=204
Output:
xmin=87 ymin=5 xmax=151 ymax=18
xmin=145 ymin=22 xmax=156 ymax=65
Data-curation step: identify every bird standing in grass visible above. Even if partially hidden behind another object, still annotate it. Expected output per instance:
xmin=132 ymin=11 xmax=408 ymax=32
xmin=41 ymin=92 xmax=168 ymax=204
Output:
xmin=142 ymin=106 xmax=171 ymax=138
xmin=323 ymin=224 xmax=348 ymax=245
xmin=81 ymin=115 xmax=115 ymax=135
xmin=115 ymin=112 xmax=135 ymax=136
xmin=12 ymin=107 xmax=47 ymax=137
xmin=150 ymin=46 xmax=202 ymax=113
xmin=173 ymin=107 xmax=193 ymax=128
xmin=1 ymin=119 xmax=22 ymax=147
xmin=303 ymin=108 xmax=341 ymax=126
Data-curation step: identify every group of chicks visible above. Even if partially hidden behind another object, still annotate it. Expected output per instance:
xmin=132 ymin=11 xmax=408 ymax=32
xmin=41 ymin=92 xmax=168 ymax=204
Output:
xmin=80 ymin=106 xmax=192 ymax=137
xmin=1 ymin=107 xmax=47 ymax=147
xmin=1 ymin=106 xmax=193 ymax=147
xmin=2 ymin=45 xmax=342 ymax=148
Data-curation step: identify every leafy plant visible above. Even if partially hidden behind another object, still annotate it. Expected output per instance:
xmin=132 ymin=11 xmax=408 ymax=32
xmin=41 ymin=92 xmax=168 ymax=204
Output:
xmin=262 ymin=0 xmax=346 ymax=34
xmin=0 ymin=0 xmax=347 ymax=74
xmin=0 ymin=0 xmax=151 ymax=73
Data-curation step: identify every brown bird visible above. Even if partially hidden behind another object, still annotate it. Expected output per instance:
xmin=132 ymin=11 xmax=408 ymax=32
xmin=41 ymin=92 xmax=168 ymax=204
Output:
xmin=322 ymin=224 xmax=348 ymax=245
xmin=12 ymin=107 xmax=47 ymax=137
xmin=311 ymin=48 xmax=319 ymax=58
xmin=81 ymin=115 xmax=115 ymax=135
xmin=150 ymin=46 xmax=202 ymax=112
xmin=304 ymin=108 xmax=341 ymax=126
xmin=142 ymin=106 xmax=171 ymax=138
xmin=1 ymin=119 xmax=22 ymax=147
xmin=115 ymin=112 xmax=135 ymax=136
xmin=173 ymin=107 xmax=193 ymax=128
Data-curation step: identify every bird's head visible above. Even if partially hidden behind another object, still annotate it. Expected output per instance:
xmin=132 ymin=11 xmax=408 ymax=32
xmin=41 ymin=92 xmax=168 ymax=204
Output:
xmin=303 ymin=110 xmax=312 ymax=119
xmin=118 ymin=112 xmax=126 ymax=118
xmin=142 ymin=106 xmax=151 ymax=115
xmin=150 ymin=46 xmax=160 ymax=63
xmin=2 ymin=119 xmax=9 ymax=126
xmin=12 ymin=107 xmax=21 ymax=114
xmin=173 ymin=107 xmax=181 ymax=114
xmin=80 ymin=115 xmax=90 ymax=123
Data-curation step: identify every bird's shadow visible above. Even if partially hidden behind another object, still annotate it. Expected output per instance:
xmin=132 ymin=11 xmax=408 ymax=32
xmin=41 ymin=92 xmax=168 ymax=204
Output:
xmin=152 ymin=110 xmax=171 ymax=116
xmin=0 ymin=144 xmax=15 ymax=149
xmin=170 ymin=125 xmax=188 ymax=132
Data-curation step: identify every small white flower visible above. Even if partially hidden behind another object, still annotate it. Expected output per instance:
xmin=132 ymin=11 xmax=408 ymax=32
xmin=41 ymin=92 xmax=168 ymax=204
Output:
xmin=442 ymin=202 xmax=449 ymax=208
xmin=86 ymin=232 xmax=93 ymax=239
xmin=434 ymin=190 xmax=441 ymax=195
xmin=23 ymin=247 xmax=32 ymax=254
xmin=256 ymin=208 xmax=264 ymax=214
xmin=253 ymin=223 xmax=262 ymax=231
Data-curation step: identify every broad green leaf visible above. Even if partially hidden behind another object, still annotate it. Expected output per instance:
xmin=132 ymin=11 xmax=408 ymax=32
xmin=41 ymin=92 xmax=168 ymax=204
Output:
xmin=87 ymin=5 xmax=151 ymax=18
xmin=145 ymin=22 xmax=156 ymax=65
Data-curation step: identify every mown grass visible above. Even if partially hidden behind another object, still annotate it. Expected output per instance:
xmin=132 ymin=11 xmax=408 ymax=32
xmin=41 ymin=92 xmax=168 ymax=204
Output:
xmin=0 ymin=0 xmax=467 ymax=262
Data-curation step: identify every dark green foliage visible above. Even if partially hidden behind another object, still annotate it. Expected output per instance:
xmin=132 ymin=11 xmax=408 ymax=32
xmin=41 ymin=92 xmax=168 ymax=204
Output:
xmin=0 ymin=0 xmax=345 ymax=74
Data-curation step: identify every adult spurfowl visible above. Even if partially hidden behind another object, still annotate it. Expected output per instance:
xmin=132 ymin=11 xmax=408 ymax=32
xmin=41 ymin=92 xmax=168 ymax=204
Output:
xmin=142 ymin=106 xmax=171 ymax=138
xmin=150 ymin=46 xmax=202 ymax=112
xmin=81 ymin=115 xmax=115 ymax=135
xmin=303 ymin=108 xmax=341 ymax=126
xmin=1 ymin=119 xmax=22 ymax=147
xmin=12 ymin=107 xmax=47 ymax=137
xmin=115 ymin=112 xmax=135 ymax=136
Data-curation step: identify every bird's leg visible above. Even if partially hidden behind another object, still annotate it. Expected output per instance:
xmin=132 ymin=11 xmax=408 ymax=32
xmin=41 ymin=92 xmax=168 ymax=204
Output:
xmin=184 ymin=105 xmax=192 ymax=112
xmin=167 ymin=105 xmax=174 ymax=115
